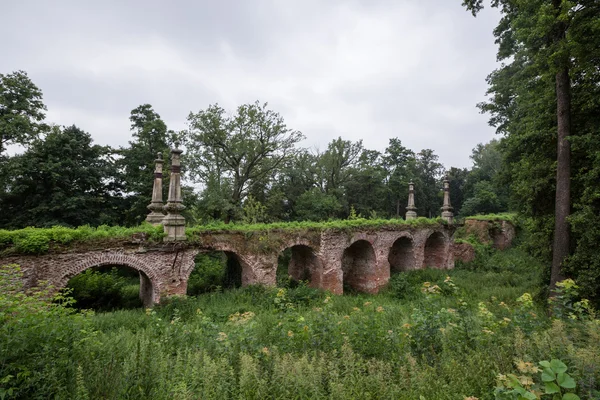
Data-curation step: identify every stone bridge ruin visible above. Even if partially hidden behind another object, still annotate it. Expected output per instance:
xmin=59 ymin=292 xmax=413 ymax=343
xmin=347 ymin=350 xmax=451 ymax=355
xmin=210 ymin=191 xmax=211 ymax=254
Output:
xmin=1 ymin=225 xmax=455 ymax=307
xmin=1 ymin=146 xmax=468 ymax=306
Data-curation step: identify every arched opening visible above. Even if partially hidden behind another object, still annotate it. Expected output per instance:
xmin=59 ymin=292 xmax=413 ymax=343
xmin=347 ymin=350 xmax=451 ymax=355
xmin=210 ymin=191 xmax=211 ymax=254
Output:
xmin=276 ymin=245 xmax=322 ymax=288
xmin=342 ymin=240 xmax=377 ymax=293
xmin=187 ymin=251 xmax=244 ymax=296
xmin=388 ymin=236 xmax=415 ymax=272
xmin=424 ymin=232 xmax=446 ymax=269
xmin=66 ymin=265 xmax=152 ymax=311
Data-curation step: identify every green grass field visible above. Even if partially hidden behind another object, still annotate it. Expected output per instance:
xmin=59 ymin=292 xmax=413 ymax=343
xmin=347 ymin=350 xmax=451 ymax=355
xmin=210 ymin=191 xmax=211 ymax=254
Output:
xmin=1 ymin=247 xmax=599 ymax=399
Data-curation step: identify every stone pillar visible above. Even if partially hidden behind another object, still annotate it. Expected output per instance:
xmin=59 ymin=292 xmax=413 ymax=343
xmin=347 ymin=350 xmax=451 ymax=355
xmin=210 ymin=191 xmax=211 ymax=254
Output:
xmin=163 ymin=144 xmax=186 ymax=241
xmin=145 ymin=152 xmax=166 ymax=225
xmin=441 ymin=176 xmax=454 ymax=224
xmin=405 ymin=182 xmax=418 ymax=220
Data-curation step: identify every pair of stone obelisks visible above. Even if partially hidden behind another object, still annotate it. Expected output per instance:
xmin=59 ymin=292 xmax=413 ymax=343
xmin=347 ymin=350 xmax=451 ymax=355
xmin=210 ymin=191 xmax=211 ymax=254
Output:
xmin=405 ymin=178 xmax=454 ymax=223
xmin=145 ymin=145 xmax=186 ymax=241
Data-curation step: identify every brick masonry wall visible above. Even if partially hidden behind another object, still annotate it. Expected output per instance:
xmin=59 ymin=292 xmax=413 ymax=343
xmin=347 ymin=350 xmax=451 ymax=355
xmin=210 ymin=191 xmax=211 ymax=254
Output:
xmin=0 ymin=226 xmax=455 ymax=303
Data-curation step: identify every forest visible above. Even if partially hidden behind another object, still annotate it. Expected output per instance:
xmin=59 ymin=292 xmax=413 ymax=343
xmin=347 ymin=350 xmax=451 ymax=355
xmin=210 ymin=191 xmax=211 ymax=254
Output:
xmin=1 ymin=0 xmax=600 ymax=398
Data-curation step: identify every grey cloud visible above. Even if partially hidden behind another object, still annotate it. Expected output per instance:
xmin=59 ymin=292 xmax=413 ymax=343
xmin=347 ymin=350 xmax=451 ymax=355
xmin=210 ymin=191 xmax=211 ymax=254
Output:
xmin=1 ymin=0 xmax=502 ymax=168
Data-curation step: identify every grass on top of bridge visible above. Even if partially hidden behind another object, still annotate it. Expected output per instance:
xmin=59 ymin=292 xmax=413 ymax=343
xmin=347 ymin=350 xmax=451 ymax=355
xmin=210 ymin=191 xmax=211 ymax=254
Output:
xmin=464 ymin=212 xmax=518 ymax=223
xmin=0 ymin=217 xmax=447 ymax=255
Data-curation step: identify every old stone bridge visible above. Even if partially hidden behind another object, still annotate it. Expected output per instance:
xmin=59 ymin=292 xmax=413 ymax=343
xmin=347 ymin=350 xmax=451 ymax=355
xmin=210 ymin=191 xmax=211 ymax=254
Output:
xmin=2 ymin=224 xmax=456 ymax=307
xmin=3 ymin=147 xmax=513 ymax=306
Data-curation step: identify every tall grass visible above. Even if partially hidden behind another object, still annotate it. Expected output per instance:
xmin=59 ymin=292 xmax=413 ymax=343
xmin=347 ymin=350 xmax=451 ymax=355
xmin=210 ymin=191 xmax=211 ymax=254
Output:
xmin=1 ymin=248 xmax=599 ymax=399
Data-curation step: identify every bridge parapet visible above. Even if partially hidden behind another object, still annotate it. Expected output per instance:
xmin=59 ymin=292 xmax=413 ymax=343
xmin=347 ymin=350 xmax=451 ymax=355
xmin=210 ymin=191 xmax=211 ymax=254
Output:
xmin=0 ymin=221 xmax=456 ymax=305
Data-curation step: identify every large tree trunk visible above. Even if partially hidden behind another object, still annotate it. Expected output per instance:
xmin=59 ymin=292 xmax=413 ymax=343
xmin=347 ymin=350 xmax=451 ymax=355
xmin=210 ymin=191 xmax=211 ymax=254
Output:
xmin=550 ymin=66 xmax=571 ymax=288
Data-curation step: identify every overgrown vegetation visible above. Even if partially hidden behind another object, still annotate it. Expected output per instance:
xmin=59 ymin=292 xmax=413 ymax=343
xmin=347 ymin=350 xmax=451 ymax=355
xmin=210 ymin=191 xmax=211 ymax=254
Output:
xmin=465 ymin=213 xmax=518 ymax=224
xmin=0 ymin=217 xmax=445 ymax=255
xmin=0 ymin=224 xmax=165 ymax=255
xmin=2 ymin=245 xmax=598 ymax=399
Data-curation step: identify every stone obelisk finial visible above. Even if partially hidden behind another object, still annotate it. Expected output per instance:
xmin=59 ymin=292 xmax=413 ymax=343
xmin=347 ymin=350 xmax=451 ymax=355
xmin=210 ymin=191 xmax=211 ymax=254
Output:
xmin=405 ymin=182 xmax=417 ymax=220
xmin=441 ymin=176 xmax=454 ymax=224
xmin=163 ymin=143 xmax=186 ymax=241
xmin=145 ymin=152 xmax=166 ymax=225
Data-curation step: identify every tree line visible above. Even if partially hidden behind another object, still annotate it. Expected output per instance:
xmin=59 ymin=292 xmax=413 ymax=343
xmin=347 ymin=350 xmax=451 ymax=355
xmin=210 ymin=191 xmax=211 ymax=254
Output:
xmin=0 ymin=71 xmax=506 ymax=230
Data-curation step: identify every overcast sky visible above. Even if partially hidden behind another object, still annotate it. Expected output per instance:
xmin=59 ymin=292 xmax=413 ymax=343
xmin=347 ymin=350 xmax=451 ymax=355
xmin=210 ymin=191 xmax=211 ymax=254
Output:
xmin=2 ymin=0 xmax=501 ymax=168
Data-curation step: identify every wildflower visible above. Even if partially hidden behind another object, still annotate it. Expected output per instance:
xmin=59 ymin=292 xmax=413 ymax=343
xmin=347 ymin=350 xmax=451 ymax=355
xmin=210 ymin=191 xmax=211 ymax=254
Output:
xmin=343 ymin=315 xmax=350 ymax=320
xmin=376 ymin=306 xmax=384 ymax=312
xmin=423 ymin=282 xmax=431 ymax=288
xmin=324 ymin=296 xmax=331 ymax=304
xmin=499 ymin=302 xmax=508 ymax=308
xmin=518 ymin=375 xmax=534 ymax=387
xmin=464 ymin=397 xmax=479 ymax=400
xmin=313 ymin=307 xmax=322 ymax=312
xmin=387 ymin=330 xmax=393 ymax=334
xmin=402 ymin=323 xmax=412 ymax=329
xmin=216 ymin=332 xmax=228 ymax=341
xmin=261 ymin=347 xmax=270 ymax=355
xmin=503 ymin=317 xmax=511 ymax=323
xmin=287 ymin=330 xmax=294 ymax=337
xmin=303 ymin=325 xmax=309 ymax=332
xmin=446 ymin=308 xmax=457 ymax=314
xmin=352 ymin=307 xmax=360 ymax=312
xmin=444 ymin=276 xmax=452 ymax=283
xmin=364 ymin=301 xmax=372 ymax=306
xmin=482 ymin=329 xmax=494 ymax=335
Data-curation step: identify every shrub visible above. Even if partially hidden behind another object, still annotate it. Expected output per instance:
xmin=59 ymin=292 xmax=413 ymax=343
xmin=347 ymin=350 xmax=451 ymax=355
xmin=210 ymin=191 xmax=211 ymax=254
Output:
xmin=187 ymin=253 xmax=227 ymax=295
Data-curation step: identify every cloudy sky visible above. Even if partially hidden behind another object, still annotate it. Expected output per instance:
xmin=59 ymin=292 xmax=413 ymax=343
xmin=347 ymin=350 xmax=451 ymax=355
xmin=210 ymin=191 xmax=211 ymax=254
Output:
xmin=2 ymin=0 xmax=501 ymax=168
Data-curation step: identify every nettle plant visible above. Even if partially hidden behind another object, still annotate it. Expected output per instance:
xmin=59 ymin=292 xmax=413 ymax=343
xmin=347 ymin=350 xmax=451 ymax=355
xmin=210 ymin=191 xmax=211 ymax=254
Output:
xmin=549 ymin=279 xmax=595 ymax=321
xmin=494 ymin=359 xmax=579 ymax=400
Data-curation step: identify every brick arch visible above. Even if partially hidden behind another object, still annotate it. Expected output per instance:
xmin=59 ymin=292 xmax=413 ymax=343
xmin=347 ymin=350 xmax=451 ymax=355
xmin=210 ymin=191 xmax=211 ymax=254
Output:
xmin=57 ymin=253 xmax=160 ymax=305
xmin=423 ymin=231 xmax=450 ymax=269
xmin=342 ymin=239 xmax=378 ymax=293
xmin=58 ymin=253 xmax=158 ymax=288
xmin=277 ymin=243 xmax=324 ymax=288
xmin=388 ymin=232 xmax=416 ymax=272
xmin=182 ymin=247 xmax=253 ymax=289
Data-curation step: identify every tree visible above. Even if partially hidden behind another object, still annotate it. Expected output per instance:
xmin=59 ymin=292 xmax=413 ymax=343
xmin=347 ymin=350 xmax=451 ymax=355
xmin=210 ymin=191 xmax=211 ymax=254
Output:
xmin=462 ymin=0 xmax=592 ymax=288
xmin=185 ymin=101 xmax=304 ymax=222
xmin=294 ymin=188 xmax=343 ymax=221
xmin=460 ymin=139 xmax=508 ymax=216
xmin=414 ymin=149 xmax=445 ymax=218
xmin=345 ymin=149 xmax=388 ymax=218
xmin=446 ymin=167 xmax=469 ymax=215
xmin=0 ymin=71 xmax=47 ymax=155
xmin=383 ymin=138 xmax=416 ymax=217
xmin=316 ymin=137 xmax=363 ymax=195
xmin=118 ymin=104 xmax=171 ymax=226
xmin=0 ymin=125 xmax=120 ymax=228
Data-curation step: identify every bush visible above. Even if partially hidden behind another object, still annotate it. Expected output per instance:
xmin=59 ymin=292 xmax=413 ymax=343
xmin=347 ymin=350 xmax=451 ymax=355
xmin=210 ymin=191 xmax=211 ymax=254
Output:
xmin=67 ymin=267 xmax=142 ymax=311
xmin=187 ymin=253 xmax=227 ymax=295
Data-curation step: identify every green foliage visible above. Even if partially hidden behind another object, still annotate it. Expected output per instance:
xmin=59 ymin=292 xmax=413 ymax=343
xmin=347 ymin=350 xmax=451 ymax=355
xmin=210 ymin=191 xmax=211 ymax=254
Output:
xmin=495 ymin=359 xmax=580 ymax=400
xmin=466 ymin=213 xmax=518 ymax=224
xmin=241 ymin=195 xmax=268 ymax=224
xmin=462 ymin=0 xmax=600 ymax=303
xmin=117 ymin=104 xmax=172 ymax=226
xmin=67 ymin=267 xmax=142 ymax=311
xmin=0 ymin=224 xmax=164 ymax=255
xmin=294 ymin=188 xmax=343 ymax=221
xmin=0 ymin=70 xmax=47 ymax=155
xmin=0 ymin=125 xmax=123 ymax=229
xmin=2 ymin=246 xmax=600 ymax=399
xmin=187 ymin=253 xmax=227 ymax=296
xmin=184 ymin=101 xmax=304 ymax=221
